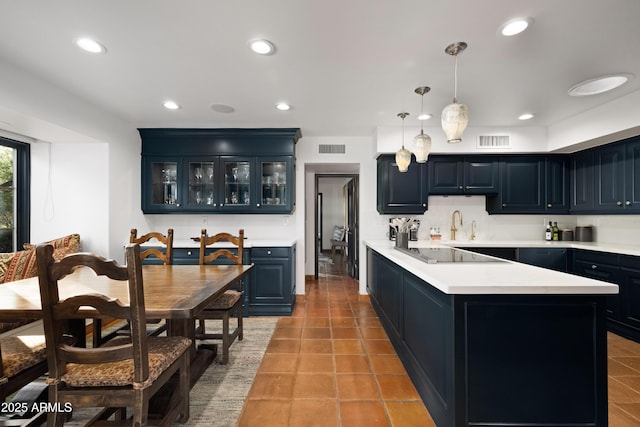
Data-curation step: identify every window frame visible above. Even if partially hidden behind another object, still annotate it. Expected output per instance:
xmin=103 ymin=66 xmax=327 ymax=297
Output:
xmin=0 ymin=136 xmax=30 ymax=250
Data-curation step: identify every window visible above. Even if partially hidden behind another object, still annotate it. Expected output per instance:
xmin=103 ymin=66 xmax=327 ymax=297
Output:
xmin=0 ymin=137 xmax=30 ymax=252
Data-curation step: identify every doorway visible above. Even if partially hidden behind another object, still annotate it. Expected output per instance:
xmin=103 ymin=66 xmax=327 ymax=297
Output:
xmin=314 ymin=174 xmax=359 ymax=280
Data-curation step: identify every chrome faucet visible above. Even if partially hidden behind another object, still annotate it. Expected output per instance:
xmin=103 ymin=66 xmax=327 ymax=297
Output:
xmin=451 ymin=210 xmax=463 ymax=240
xmin=470 ymin=220 xmax=477 ymax=240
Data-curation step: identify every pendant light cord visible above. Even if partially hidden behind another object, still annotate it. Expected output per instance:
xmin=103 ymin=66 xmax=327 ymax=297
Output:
xmin=453 ymin=55 xmax=458 ymax=103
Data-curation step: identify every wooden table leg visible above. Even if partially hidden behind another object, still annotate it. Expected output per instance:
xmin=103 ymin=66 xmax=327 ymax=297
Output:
xmin=167 ymin=318 xmax=216 ymax=388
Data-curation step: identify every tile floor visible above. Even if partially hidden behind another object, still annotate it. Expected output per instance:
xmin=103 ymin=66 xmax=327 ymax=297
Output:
xmin=238 ymin=255 xmax=640 ymax=426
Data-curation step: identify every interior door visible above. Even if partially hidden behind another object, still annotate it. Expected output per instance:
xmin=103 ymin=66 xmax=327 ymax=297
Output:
xmin=346 ymin=177 xmax=359 ymax=279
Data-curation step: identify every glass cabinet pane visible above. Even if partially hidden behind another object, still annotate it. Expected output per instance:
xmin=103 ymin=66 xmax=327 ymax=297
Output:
xmin=188 ymin=161 xmax=216 ymax=206
xmin=151 ymin=161 xmax=178 ymax=205
xmin=223 ymin=160 xmax=251 ymax=206
xmin=261 ymin=161 xmax=287 ymax=206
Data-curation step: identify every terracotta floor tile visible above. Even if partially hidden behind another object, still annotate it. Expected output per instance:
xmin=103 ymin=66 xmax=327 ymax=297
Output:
xmin=300 ymin=338 xmax=333 ymax=354
xmin=333 ymin=339 xmax=365 ymax=355
xmin=335 ymin=354 xmax=372 ymax=373
xmin=339 ymin=401 xmax=389 ymax=427
xmin=297 ymin=354 xmax=335 ymax=373
xmin=330 ymin=309 xmax=354 ymax=317
xmin=303 ymin=327 xmax=332 ymax=339
xmin=610 ymin=358 xmax=640 ymax=376
xmin=337 ymin=373 xmax=380 ymax=400
xmin=331 ymin=317 xmax=357 ymax=328
xmin=307 ymin=307 xmax=331 ymax=317
xmin=258 ymin=353 xmax=298 ymax=373
xmin=272 ymin=326 xmax=303 ymax=339
xmin=237 ymin=400 xmax=291 ymax=427
xmin=360 ymin=327 xmax=389 ymax=340
xmin=305 ymin=317 xmax=331 ymax=328
xmin=292 ymin=373 xmax=336 ymax=398
xmin=609 ymin=403 xmax=640 ymax=427
xmin=365 ymin=339 xmax=396 ymax=355
xmin=332 ymin=327 xmax=360 ymax=339
xmin=613 ymin=357 xmax=640 ymax=374
xmin=277 ymin=317 xmax=305 ymax=328
xmin=385 ymin=401 xmax=435 ymax=427
xmin=609 ymin=377 xmax=640 ymax=403
xmin=247 ymin=373 xmax=295 ymax=399
xmin=266 ymin=338 xmax=301 ymax=354
xmin=369 ymin=355 xmax=407 ymax=375
xmin=377 ymin=375 xmax=421 ymax=400
xmin=289 ymin=399 xmax=339 ymax=427
xmin=357 ymin=317 xmax=383 ymax=328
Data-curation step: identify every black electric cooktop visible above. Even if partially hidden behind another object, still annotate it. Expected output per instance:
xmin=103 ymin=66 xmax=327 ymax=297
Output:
xmin=395 ymin=247 xmax=507 ymax=264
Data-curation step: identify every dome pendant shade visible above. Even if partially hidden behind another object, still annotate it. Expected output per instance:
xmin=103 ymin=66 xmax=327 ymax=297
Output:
xmin=413 ymin=130 xmax=432 ymax=162
xmin=441 ymin=101 xmax=468 ymax=143
xmin=395 ymin=147 xmax=412 ymax=172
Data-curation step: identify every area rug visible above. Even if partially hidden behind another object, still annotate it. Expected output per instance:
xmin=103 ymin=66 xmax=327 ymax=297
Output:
xmin=64 ymin=317 xmax=278 ymax=427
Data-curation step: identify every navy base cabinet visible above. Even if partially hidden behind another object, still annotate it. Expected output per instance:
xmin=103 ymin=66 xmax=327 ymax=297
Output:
xmin=249 ymin=246 xmax=296 ymax=315
xmin=367 ymin=248 xmax=608 ymax=427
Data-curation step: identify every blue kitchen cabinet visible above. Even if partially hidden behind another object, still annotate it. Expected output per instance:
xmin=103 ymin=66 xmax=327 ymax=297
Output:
xmin=376 ymin=154 xmax=428 ymax=214
xmin=249 ymin=246 xmax=296 ymax=315
xmin=595 ymin=143 xmax=626 ymax=211
xmin=428 ymin=155 xmax=498 ymax=195
xmin=139 ymin=128 xmax=300 ymax=214
xmin=571 ymin=150 xmax=596 ymax=212
xmin=517 ymin=247 xmax=568 ymax=272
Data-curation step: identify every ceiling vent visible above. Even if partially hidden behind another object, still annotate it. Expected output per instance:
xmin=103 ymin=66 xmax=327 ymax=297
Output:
xmin=477 ymin=135 xmax=510 ymax=149
xmin=318 ymin=144 xmax=346 ymax=154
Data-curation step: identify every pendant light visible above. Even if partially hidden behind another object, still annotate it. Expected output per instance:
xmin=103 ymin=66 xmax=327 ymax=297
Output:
xmin=413 ymin=86 xmax=432 ymax=162
xmin=441 ymin=42 xmax=468 ymax=143
xmin=395 ymin=112 xmax=411 ymax=172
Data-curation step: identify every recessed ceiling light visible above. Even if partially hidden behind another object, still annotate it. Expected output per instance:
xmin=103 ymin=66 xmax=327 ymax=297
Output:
xmin=210 ymin=104 xmax=235 ymax=113
xmin=417 ymin=113 xmax=432 ymax=121
xmin=163 ymin=100 xmax=181 ymax=110
xmin=75 ymin=37 xmax=107 ymax=54
xmin=275 ymin=102 xmax=291 ymax=111
xmin=498 ymin=17 xmax=533 ymax=36
xmin=249 ymin=39 xmax=275 ymax=55
xmin=518 ymin=113 xmax=535 ymax=120
xmin=568 ymin=74 xmax=632 ymax=96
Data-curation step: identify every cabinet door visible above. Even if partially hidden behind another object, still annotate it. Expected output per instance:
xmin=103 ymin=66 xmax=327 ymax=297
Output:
xmin=464 ymin=157 xmax=498 ymax=193
xmin=625 ymin=139 xmax=640 ymax=211
xmin=517 ymin=248 xmax=567 ymax=272
xmin=257 ymin=157 xmax=294 ymax=213
xmin=545 ymin=157 xmax=570 ymax=212
xmin=219 ymin=157 xmax=254 ymax=212
xmin=498 ymin=157 xmax=544 ymax=212
xmin=428 ymin=157 xmax=461 ymax=194
xmin=571 ymin=151 xmax=595 ymax=212
xmin=376 ymin=154 xmax=427 ymax=214
xmin=595 ymin=144 xmax=626 ymax=211
xmin=377 ymin=255 xmax=402 ymax=332
xmin=184 ymin=158 xmax=220 ymax=210
xmin=573 ymin=250 xmax=621 ymax=320
xmin=621 ymin=267 xmax=640 ymax=331
xmin=141 ymin=157 xmax=182 ymax=213
xmin=249 ymin=247 xmax=293 ymax=315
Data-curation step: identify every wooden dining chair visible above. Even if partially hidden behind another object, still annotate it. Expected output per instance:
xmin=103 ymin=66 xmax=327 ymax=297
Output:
xmin=0 ymin=334 xmax=48 ymax=402
xmin=196 ymin=228 xmax=244 ymax=364
xmin=35 ymin=243 xmax=191 ymax=426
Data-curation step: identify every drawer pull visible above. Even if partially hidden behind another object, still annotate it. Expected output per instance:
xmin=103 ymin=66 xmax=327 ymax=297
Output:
xmin=547 ymin=203 xmax=552 ymax=208
xmin=267 ymin=250 xmax=272 ymax=255
xmin=591 ymin=264 xmax=598 ymax=270
xmin=187 ymin=251 xmax=192 ymax=256
xmin=617 ymin=201 xmax=623 ymax=206
xmin=626 ymin=200 xmax=631 ymax=206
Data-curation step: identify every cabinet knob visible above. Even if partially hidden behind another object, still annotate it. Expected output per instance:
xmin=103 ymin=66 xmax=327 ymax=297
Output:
xmin=187 ymin=251 xmax=192 ymax=256
xmin=176 ymin=203 xmax=181 ymax=207
xmin=617 ymin=201 xmax=623 ymax=206
xmin=422 ymin=203 xmax=426 ymax=207
xmin=458 ymin=186 xmax=463 ymax=190
xmin=267 ymin=250 xmax=271 ymax=255
xmin=465 ymin=186 xmax=470 ymax=190
xmin=213 ymin=203 xmax=217 ymax=207
xmin=547 ymin=203 xmax=552 ymax=208
xmin=591 ymin=264 xmax=598 ymax=270
xmin=502 ymin=203 xmax=506 ymax=208
xmin=626 ymin=201 xmax=631 ymax=206
xmin=256 ymin=203 xmax=261 ymax=207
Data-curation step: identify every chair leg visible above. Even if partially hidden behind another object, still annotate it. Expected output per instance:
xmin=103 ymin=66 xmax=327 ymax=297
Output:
xmin=238 ymin=302 xmax=243 ymax=342
xmin=178 ymin=353 xmax=190 ymax=423
xmin=221 ymin=312 xmax=230 ymax=365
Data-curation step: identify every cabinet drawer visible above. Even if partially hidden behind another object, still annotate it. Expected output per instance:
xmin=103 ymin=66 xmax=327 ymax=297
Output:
xmin=173 ymin=248 xmax=200 ymax=260
xmin=251 ymin=247 xmax=290 ymax=258
xmin=573 ymin=250 xmax=619 ymax=266
xmin=573 ymin=260 xmax=620 ymax=283
xmin=621 ymin=255 xmax=640 ymax=270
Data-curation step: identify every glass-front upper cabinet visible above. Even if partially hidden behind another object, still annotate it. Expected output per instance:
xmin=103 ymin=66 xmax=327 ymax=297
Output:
xmin=185 ymin=158 xmax=219 ymax=209
xmin=143 ymin=158 xmax=181 ymax=212
xmin=258 ymin=157 xmax=294 ymax=212
xmin=221 ymin=158 xmax=253 ymax=209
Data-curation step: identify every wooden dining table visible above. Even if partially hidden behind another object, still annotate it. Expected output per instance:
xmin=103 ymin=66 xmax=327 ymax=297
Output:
xmin=0 ymin=263 xmax=254 ymax=387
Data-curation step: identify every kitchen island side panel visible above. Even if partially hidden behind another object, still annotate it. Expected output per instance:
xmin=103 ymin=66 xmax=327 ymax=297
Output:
xmin=366 ymin=247 xmax=609 ymax=427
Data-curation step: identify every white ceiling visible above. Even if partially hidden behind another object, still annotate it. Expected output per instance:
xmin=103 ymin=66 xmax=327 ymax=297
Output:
xmin=1 ymin=0 xmax=639 ymax=138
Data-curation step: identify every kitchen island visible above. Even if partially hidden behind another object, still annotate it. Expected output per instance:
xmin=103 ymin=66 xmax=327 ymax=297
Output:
xmin=365 ymin=241 xmax=618 ymax=427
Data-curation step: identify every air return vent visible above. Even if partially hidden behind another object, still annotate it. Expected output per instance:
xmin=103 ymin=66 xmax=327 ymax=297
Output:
xmin=477 ymin=135 xmax=510 ymax=148
xmin=318 ymin=144 xmax=346 ymax=154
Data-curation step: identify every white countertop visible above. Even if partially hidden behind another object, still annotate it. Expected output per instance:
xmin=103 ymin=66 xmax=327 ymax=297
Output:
xmin=141 ymin=239 xmax=296 ymax=248
xmin=365 ymin=240 xmax=619 ymax=296
xmin=449 ymin=239 xmax=640 ymax=257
